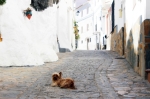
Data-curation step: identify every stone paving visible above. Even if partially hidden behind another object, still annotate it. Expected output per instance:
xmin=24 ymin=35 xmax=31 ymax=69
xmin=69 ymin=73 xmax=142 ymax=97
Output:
xmin=0 ymin=50 xmax=150 ymax=99
xmin=107 ymin=51 xmax=150 ymax=99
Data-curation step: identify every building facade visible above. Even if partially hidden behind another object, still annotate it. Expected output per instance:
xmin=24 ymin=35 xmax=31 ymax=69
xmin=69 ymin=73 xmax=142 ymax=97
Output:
xmin=74 ymin=0 xmax=106 ymax=50
xmin=0 ymin=0 xmax=75 ymax=66
xmin=57 ymin=0 xmax=75 ymax=52
xmin=104 ymin=0 xmax=150 ymax=82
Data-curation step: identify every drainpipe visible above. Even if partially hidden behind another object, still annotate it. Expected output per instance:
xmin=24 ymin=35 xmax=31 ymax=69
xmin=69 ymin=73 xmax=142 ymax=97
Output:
xmin=99 ymin=33 xmax=100 ymax=50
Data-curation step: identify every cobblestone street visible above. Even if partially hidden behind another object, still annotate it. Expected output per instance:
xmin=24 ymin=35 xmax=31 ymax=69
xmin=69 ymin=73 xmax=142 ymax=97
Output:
xmin=0 ymin=50 xmax=150 ymax=99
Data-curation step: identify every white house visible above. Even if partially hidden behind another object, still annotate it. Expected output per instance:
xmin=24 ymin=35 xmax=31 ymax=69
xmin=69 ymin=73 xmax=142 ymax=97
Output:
xmin=0 ymin=0 xmax=75 ymax=66
xmin=57 ymin=0 xmax=75 ymax=52
xmin=0 ymin=0 xmax=59 ymax=66
xmin=104 ymin=0 xmax=150 ymax=79
xmin=74 ymin=0 xmax=105 ymax=50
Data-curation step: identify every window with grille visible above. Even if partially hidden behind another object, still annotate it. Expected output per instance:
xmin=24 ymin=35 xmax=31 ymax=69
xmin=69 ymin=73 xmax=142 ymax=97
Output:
xmin=87 ymin=24 xmax=89 ymax=31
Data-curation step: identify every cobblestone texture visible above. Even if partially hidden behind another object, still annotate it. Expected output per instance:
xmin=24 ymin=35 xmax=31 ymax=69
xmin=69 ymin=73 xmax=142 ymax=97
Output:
xmin=0 ymin=50 xmax=150 ymax=99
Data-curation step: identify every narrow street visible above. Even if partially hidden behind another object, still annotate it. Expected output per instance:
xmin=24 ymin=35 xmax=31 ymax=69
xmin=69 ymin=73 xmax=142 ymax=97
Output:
xmin=0 ymin=50 xmax=150 ymax=99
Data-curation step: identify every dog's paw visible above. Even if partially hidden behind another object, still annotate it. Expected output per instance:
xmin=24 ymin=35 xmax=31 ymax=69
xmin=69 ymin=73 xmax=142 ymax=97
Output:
xmin=51 ymin=83 xmax=58 ymax=87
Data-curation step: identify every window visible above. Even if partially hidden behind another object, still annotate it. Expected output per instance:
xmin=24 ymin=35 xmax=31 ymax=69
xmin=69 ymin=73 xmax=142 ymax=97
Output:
xmin=81 ymin=11 xmax=83 ymax=17
xmin=81 ymin=26 xmax=83 ymax=33
xmin=87 ymin=7 xmax=89 ymax=14
xmin=95 ymin=24 xmax=97 ymax=31
xmin=87 ymin=24 xmax=89 ymax=31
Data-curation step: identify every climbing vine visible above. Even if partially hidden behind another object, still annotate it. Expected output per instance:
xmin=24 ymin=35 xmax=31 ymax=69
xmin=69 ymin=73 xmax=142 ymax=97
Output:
xmin=0 ymin=0 xmax=6 ymax=5
xmin=73 ymin=21 xmax=80 ymax=40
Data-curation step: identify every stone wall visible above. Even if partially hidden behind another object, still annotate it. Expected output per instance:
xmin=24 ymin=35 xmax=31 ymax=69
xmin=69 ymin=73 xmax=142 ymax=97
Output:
xmin=124 ymin=24 xmax=126 ymax=57
xmin=122 ymin=17 xmax=142 ymax=76
xmin=110 ymin=26 xmax=117 ymax=52
xmin=143 ymin=20 xmax=150 ymax=70
xmin=134 ymin=19 xmax=150 ymax=78
xmin=117 ymin=27 xmax=124 ymax=56
xmin=110 ymin=18 xmax=150 ymax=79
xmin=110 ymin=26 xmax=124 ymax=56
xmin=142 ymin=19 xmax=150 ymax=79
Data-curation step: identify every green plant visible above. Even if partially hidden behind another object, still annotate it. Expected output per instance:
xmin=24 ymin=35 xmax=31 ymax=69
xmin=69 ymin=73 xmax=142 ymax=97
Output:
xmin=0 ymin=0 xmax=6 ymax=5
xmin=75 ymin=34 xmax=80 ymax=39
xmin=73 ymin=21 xmax=80 ymax=40
xmin=74 ymin=21 xmax=78 ymax=27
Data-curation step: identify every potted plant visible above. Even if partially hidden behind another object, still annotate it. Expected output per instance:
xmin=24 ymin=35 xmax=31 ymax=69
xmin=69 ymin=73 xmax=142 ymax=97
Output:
xmin=73 ymin=21 xmax=80 ymax=49
xmin=24 ymin=8 xmax=32 ymax=19
xmin=73 ymin=21 xmax=80 ymax=40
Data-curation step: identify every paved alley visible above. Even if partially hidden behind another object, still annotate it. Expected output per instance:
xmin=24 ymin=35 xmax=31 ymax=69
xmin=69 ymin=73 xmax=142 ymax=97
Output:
xmin=0 ymin=51 xmax=150 ymax=99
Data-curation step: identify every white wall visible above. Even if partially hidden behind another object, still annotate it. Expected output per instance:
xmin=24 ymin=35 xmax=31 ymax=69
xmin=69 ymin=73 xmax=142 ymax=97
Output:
xmin=115 ymin=0 xmax=149 ymax=77
xmin=101 ymin=15 xmax=107 ymax=48
xmin=146 ymin=0 xmax=150 ymax=19
xmin=113 ymin=0 xmax=147 ymax=51
xmin=93 ymin=5 xmax=105 ymax=49
xmin=115 ymin=0 xmax=124 ymax=33
xmin=124 ymin=0 xmax=146 ymax=52
xmin=106 ymin=9 xmax=112 ymax=50
xmin=0 ymin=0 xmax=58 ymax=66
xmin=57 ymin=0 xmax=74 ymax=51
xmin=125 ymin=0 xmax=146 ymax=33
xmin=77 ymin=15 xmax=95 ymax=50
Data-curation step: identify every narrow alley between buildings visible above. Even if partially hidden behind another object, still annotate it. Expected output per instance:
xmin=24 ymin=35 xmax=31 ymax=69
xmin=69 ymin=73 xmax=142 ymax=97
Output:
xmin=0 ymin=50 xmax=150 ymax=99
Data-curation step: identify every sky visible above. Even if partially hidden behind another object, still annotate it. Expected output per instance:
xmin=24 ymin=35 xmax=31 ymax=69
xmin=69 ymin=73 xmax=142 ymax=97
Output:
xmin=75 ymin=0 xmax=88 ymax=8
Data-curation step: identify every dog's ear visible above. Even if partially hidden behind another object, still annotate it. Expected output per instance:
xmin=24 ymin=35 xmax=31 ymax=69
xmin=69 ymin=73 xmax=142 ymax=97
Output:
xmin=59 ymin=72 xmax=62 ymax=78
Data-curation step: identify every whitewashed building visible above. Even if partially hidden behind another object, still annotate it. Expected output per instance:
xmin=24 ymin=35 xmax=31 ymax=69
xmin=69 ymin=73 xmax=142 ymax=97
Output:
xmin=0 ymin=0 xmax=75 ymax=66
xmin=74 ymin=0 xmax=105 ymax=50
xmin=104 ymin=0 xmax=150 ymax=80
xmin=57 ymin=0 xmax=75 ymax=52
xmin=114 ymin=0 xmax=150 ymax=78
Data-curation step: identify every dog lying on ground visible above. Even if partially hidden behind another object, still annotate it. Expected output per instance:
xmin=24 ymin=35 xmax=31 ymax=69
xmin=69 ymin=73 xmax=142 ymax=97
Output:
xmin=51 ymin=72 xmax=76 ymax=89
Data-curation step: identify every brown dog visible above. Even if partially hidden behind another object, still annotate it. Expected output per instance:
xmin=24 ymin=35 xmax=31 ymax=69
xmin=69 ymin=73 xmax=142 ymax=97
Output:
xmin=51 ymin=72 xmax=76 ymax=89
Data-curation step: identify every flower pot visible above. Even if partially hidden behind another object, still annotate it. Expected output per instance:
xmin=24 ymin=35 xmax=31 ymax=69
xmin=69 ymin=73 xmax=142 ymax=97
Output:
xmin=26 ymin=14 xmax=32 ymax=19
